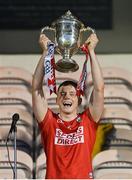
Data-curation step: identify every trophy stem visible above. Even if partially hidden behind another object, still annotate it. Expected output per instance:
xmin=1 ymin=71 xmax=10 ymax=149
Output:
xmin=63 ymin=48 xmax=71 ymax=59
xmin=56 ymin=48 xmax=79 ymax=73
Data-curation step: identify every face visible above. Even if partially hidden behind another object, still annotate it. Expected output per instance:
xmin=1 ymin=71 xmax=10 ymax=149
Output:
xmin=56 ymin=85 xmax=79 ymax=114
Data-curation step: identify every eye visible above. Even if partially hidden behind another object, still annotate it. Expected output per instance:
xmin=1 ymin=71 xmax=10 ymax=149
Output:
xmin=60 ymin=92 xmax=66 ymax=96
xmin=69 ymin=92 xmax=76 ymax=97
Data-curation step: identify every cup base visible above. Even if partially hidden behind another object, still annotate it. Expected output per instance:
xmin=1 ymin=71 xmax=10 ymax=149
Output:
xmin=55 ymin=58 xmax=79 ymax=73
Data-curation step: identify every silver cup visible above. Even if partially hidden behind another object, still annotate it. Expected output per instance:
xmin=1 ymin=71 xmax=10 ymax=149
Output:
xmin=41 ymin=11 xmax=95 ymax=73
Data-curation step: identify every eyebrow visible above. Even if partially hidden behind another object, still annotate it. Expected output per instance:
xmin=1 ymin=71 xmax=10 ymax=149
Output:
xmin=60 ymin=90 xmax=76 ymax=93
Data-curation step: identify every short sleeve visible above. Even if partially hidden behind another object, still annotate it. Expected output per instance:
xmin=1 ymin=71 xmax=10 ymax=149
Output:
xmin=85 ymin=108 xmax=99 ymax=130
xmin=38 ymin=108 xmax=54 ymax=131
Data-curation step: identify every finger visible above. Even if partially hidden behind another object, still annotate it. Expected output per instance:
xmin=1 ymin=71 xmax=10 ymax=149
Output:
xmin=85 ymin=38 xmax=91 ymax=45
xmin=91 ymin=33 xmax=97 ymax=37
xmin=40 ymin=34 xmax=46 ymax=38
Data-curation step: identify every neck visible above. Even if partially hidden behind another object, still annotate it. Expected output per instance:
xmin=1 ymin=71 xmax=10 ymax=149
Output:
xmin=59 ymin=111 xmax=78 ymax=122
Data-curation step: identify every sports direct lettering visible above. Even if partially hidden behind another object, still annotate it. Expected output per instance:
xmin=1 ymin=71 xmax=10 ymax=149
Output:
xmin=55 ymin=126 xmax=84 ymax=145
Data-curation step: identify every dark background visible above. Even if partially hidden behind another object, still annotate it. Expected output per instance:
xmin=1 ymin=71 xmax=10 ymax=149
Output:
xmin=0 ymin=0 xmax=132 ymax=54
xmin=0 ymin=0 xmax=112 ymax=29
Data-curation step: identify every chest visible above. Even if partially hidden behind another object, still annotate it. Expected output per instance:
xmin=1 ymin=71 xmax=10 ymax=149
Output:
xmin=45 ymin=116 xmax=90 ymax=147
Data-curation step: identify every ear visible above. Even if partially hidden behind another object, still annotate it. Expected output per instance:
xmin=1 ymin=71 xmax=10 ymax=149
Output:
xmin=78 ymin=97 xmax=82 ymax=105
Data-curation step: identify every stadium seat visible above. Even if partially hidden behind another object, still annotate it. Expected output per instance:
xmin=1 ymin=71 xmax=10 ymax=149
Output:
xmin=88 ymin=67 xmax=132 ymax=90
xmin=0 ymin=106 xmax=33 ymax=129
xmin=102 ymin=128 xmax=132 ymax=151
xmin=0 ymin=66 xmax=32 ymax=92
xmin=101 ymin=67 xmax=132 ymax=90
xmin=104 ymin=86 xmax=132 ymax=109
xmin=0 ymin=125 xmax=32 ymax=150
xmin=0 ymin=148 xmax=33 ymax=179
xmin=94 ymin=161 xmax=132 ymax=179
xmin=0 ymin=87 xmax=32 ymax=113
xmin=93 ymin=150 xmax=132 ymax=178
xmin=36 ymin=151 xmax=46 ymax=179
xmin=93 ymin=149 xmax=132 ymax=168
xmin=101 ymin=107 xmax=132 ymax=130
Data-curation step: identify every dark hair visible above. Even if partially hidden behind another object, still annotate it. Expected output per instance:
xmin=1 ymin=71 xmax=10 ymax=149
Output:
xmin=58 ymin=80 xmax=77 ymax=92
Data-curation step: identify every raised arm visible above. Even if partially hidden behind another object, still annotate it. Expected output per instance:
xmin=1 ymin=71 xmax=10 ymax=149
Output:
xmin=32 ymin=34 xmax=50 ymax=123
xmin=85 ymin=33 xmax=104 ymax=123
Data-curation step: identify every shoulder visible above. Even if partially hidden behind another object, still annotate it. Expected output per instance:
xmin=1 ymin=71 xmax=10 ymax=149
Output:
xmin=81 ymin=108 xmax=93 ymax=121
xmin=38 ymin=108 xmax=57 ymax=130
xmin=81 ymin=108 xmax=99 ymax=129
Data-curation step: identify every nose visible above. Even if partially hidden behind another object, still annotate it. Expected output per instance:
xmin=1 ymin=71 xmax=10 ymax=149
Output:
xmin=64 ymin=92 xmax=70 ymax=98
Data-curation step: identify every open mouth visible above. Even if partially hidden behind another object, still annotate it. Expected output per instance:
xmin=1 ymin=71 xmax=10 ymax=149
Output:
xmin=63 ymin=101 xmax=72 ymax=107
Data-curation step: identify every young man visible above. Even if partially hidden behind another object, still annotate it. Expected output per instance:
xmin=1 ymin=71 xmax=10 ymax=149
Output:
xmin=32 ymin=33 xmax=104 ymax=179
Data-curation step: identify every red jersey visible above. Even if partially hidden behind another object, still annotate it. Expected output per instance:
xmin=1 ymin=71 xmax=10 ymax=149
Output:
xmin=38 ymin=108 xmax=98 ymax=179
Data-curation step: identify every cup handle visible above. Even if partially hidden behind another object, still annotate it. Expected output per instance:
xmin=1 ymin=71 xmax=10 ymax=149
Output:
xmin=79 ymin=26 xmax=96 ymax=46
xmin=80 ymin=26 xmax=95 ymax=34
xmin=40 ymin=26 xmax=56 ymax=43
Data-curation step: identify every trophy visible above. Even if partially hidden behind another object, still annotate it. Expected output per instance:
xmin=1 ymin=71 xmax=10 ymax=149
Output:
xmin=41 ymin=11 xmax=95 ymax=73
